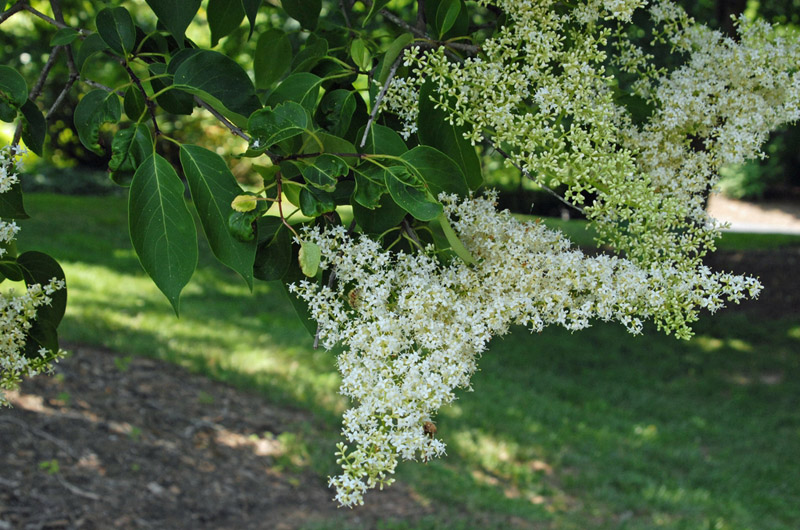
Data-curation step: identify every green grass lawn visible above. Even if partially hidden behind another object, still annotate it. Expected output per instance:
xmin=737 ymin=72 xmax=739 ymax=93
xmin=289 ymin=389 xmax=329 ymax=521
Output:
xmin=11 ymin=193 xmax=800 ymax=529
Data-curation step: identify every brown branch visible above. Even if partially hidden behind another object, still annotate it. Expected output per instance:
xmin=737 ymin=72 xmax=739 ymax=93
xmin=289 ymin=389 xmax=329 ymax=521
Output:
xmin=193 ymin=97 xmax=251 ymax=142
xmin=0 ymin=1 xmax=26 ymax=25
xmin=21 ymin=2 xmax=68 ymax=28
xmin=276 ymin=151 xmax=367 ymax=163
xmin=491 ymin=144 xmax=585 ymax=215
xmin=124 ymin=63 xmax=160 ymax=136
xmin=416 ymin=0 xmax=426 ymax=32
xmin=12 ymin=45 xmax=62 ymax=146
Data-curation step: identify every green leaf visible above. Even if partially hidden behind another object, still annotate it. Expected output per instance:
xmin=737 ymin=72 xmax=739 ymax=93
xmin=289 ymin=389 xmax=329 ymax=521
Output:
xmin=128 ymin=153 xmax=198 ymax=314
xmin=96 ymin=6 xmax=136 ymax=55
xmin=228 ymin=210 xmax=258 ymax=241
xmin=254 ymin=29 xmax=292 ymax=90
xmin=359 ymin=123 xmax=406 ymax=155
xmin=291 ymin=36 xmax=328 ymax=74
xmin=417 ymin=80 xmax=482 ymax=190
xmin=352 ymin=192 xmax=405 ymax=234
xmin=299 ymin=154 xmax=348 ymax=192
xmin=0 ymin=260 xmax=23 ymax=282
xmin=241 ymin=0 xmax=260 ymax=38
xmin=266 ymin=73 xmax=322 ymax=115
xmin=0 ymin=181 xmax=28 ymax=219
xmin=0 ymin=65 xmax=27 ymax=108
xmin=248 ymin=101 xmax=310 ymax=149
xmin=253 ymin=217 xmax=291 ymax=281
xmin=280 ymin=265 xmax=317 ymax=336
xmin=50 ymin=27 xmax=80 ymax=46
xmin=353 ymin=164 xmax=387 ymax=209
xmin=317 ymin=89 xmax=356 ymax=138
xmin=350 ymin=39 xmax=372 ymax=71
xmin=144 ymin=0 xmax=202 ymax=45
xmin=124 ymin=85 xmax=147 ymax=121
xmin=109 ymin=123 xmax=153 ymax=185
xmin=207 ymin=0 xmax=245 ymax=47
xmin=435 ymin=0 xmax=461 ymax=38
xmin=180 ymin=144 xmax=257 ymax=289
xmin=0 ymin=100 xmax=16 ymax=123
xmin=172 ymin=50 xmax=261 ymax=126
xmin=20 ymin=99 xmax=46 ymax=157
xmin=400 ymin=145 xmax=468 ymax=197
xmin=304 ymin=132 xmax=359 ymax=164
xmin=149 ymin=63 xmax=194 ymax=115
xmin=17 ymin=251 xmax=66 ymax=354
xmin=298 ymin=240 xmax=321 ymax=277
xmin=385 ymin=166 xmax=442 ymax=221
xmin=363 ymin=0 xmax=390 ymax=25
xmin=75 ymin=32 xmax=110 ymax=73
xmin=281 ymin=0 xmax=321 ymax=30
xmin=299 ymin=186 xmax=336 ymax=217
xmin=437 ymin=212 xmax=475 ymax=265
xmin=378 ymin=33 xmax=414 ymax=85
xmin=73 ymin=89 xmax=121 ymax=155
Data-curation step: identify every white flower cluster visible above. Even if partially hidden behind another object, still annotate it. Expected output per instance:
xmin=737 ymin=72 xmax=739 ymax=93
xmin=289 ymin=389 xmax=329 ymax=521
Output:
xmin=291 ymin=193 xmax=760 ymax=506
xmin=381 ymin=0 xmax=800 ymax=270
xmin=0 ymin=144 xmax=66 ymax=406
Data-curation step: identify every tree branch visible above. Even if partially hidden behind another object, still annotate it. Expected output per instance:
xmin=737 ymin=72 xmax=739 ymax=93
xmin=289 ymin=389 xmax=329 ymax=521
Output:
xmin=12 ymin=45 xmax=62 ymax=146
xmin=21 ymin=2 xmax=69 ymax=29
xmin=359 ymin=51 xmax=404 ymax=148
xmin=193 ymin=97 xmax=251 ymax=142
xmin=0 ymin=1 xmax=25 ymax=25
xmin=124 ymin=63 xmax=161 ymax=136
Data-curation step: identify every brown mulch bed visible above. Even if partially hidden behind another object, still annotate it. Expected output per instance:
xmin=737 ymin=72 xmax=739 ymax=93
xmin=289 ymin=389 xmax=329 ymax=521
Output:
xmin=1 ymin=246 xmax=798 ymax=530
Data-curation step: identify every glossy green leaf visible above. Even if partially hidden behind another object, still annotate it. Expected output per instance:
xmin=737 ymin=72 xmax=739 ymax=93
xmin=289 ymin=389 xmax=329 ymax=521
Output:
xmin=144 ymin=0 xmax=202 ymax=45
xmin=96 ymin=6 xmax=136 ymax=55
xmin=0 ymin=260 xmax=23 ymax=283
xmin=318 ymin=89 xmax=356 ymax=138
xmin=109 ymin=123 xmax=153 ymax=185
xmin=242 ymin=0 xmax=260 ymax=38
xmin=0 ymin=65 xmax=27 ymax=108
xmin=437 ymin=212 xmax=476 ymax=265
xmin=304 ymin=132 xmax=359 ymax=164
xmin=149 ymin=63 xmax=194 ymax=115
xmin=417 ymin=81 xmax=482 ymax=190
xmin=291 ymin=36 xmax=328 ymax=74
xmin=299 ymin=240 xmax=321 ymax=277
xmin=385 ymin=166 xmax=442 ymax=221
xmin=207 ymin=0 xmax=245 ymax=47
xmin=350 ymin=39 xmax=372 ymax=71
xmin=298 ymin=154 xmax=348 ymax=192
xmin=299 ymin=186 xmax=336 ymax=217
xmin=400 ymin=145 xmax=469 ymax=197
xmin=228 ymin=210 xmax=258 ymax=242
xmin=172 ymin=50 xmax=261 ymax=126
xmin=281 ymin=0 xmax=321 ymax=30
xmin=20 ymin=99 xmax=46 ymax=157
xmin=73 ymin=89 xmax=121 ymax=155
xmin=128 ymin=154 xmax=198 ymax=315
xmin=352 ymin=192 xmax=406 ymax=234
xmin=353 ymin=164 xmax=387 ymax=209
xmin=435 ymin=0 xmax=461 ymax=38
xmin=75 ymin=33 xmax=109 ymax=73
xmin=0 ymin=100 xmax=16 ymax=123
xmin=0 ymin=181 xmax=28 ymax=219
xmin=265 ymin=73 xmax=322 ymax=114
xmin=254 ymin=29 xmax=292 ymax=90
xmin=247 ymin=101 xmax=309 ymax=149
xmin=253 ymin=217 xmax=291 ymax=281
xmin=359 ymin=123 xmax=407 ymax=155
xmin=50 ymin=27 xmax=79 ymax=46
xmin=378 ymin=33 xmax=414 ymax=85
xmin=18 ymin=251 xmax=66 ymax=354
xmin=180 ymin=144 xmax=256 ymax=289
xmin=124 ymin=85 xmax=147 ymax=121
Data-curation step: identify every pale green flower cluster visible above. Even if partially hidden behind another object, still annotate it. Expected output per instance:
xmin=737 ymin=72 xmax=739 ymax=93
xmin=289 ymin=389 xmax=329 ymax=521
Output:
xmin=0 ymin=145 xmax=66 ymax=406
xmin=383 ymin=0 xmax=800 ymax=270
xmin=291 ymin=193 xmax=760 ymax=506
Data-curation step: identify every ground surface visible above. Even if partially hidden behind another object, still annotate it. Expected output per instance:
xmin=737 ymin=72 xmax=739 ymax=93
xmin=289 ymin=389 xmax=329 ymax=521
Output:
xmin=1 ymin=198 xmax=799 ymax=530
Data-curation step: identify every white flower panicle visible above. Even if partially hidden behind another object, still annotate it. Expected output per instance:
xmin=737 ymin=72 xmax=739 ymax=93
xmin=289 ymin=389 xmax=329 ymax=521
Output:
xmin=381 ymin=0 xmax=800 ymax=270
xmin=291 ymin=193 xmax=760 ymax=506
xmin=0 ymin=144 xmax=67 ymax=407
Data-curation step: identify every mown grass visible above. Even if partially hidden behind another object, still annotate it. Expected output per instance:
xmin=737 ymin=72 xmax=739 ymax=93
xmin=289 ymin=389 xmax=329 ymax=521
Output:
xmin=12 ymin=193 xmax=800 ymax=529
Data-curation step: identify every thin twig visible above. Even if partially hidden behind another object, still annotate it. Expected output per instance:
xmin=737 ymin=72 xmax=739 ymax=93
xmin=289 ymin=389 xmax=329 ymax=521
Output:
xmin=491 ymin=144 xmax=585 ymax=215
xmin=339 ymin=0 xmax=352 ymax=29
xmin=21 ymin=2 xmax=68 ymax=29
xmin=0 ymin=416 xmax=78 ymax=459
xmin=12 ymin=45 xmax=62 ymax=146
xmin=416 ymin=0 xmax=426 ymax=32
xmin=43 ymin=0 xmax=79 ymax=121
xmin=401 ymin=218 xmax=424 ymax=249
xmin=53 ymin=473 xmax=101 ymax=501
xmin=0 ymin=1 xmax=25 ymax=25
xmin=193 ymin=97 xmax=251 ymax=142
xmin=275 ymin=174 xmax=300 ymax=239
xmin=46 ymin=72 xmax=78 ymax=119
xmin=83 ymin=78 xmax=125 ymax=96
xmin=125 ymin=63 xmax=161 ymax=136
xmin=359 ymin=53 xmax=404 ymax=148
